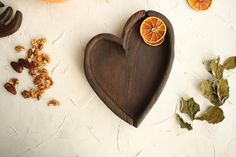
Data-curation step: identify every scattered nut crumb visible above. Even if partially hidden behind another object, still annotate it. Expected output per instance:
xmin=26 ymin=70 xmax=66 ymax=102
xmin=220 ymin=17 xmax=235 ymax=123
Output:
xmin=15 ymin=45 xmax=25 ymax=53
xmin=48 ymin=99 xmax=60 ymax=106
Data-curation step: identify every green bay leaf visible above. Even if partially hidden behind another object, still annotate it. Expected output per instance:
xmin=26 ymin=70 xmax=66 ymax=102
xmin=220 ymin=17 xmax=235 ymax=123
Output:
xmin=180 ymin=98 xmax=200 ymax=120
xmin=223 ymin=56 xmax=236 ymax=70
xmin=176 ymin=114 xmax=192 ymax=130
xmin=217 ymin=79 xmax=229 ymax=104
xmin=196 ymin=106 xmax=224 ymax=124
xmin=209 ymin=57 xmax=224 ymax=79
xmin=200 ymin=80 xmax=222 ymax=106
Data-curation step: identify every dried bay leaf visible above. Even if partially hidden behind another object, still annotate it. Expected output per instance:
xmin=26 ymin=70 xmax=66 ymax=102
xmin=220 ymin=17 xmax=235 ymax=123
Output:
xmin=180 ymin=98 xmax=200 ymax=120
xmin=176 ymin=114 xmax=192 ymax=130
xmin=223 ymin=56 xmax=236 ymax=70
xmin=196 ymin=106 xmax=224 ymax=124
xmin=200 ymin=80 xmax=222 ymax=106
xmin=217 ymin=79 xmax=229 ymax=104
xmin=209 ymin=58 xmax=224 ymax=79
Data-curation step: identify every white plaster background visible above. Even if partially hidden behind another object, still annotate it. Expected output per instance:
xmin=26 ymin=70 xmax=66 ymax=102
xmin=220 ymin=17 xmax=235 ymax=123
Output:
xmin=0 ymin=0 xmax=236 ymax=157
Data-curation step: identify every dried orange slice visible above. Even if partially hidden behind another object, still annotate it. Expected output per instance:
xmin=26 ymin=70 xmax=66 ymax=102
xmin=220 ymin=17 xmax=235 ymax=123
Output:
xmin=41 ymin=0 xmax=65 ymax=3
xmin=187 ymin=0 xmax=212 ymax=11
xmin=140 ymin=16 xmax=167 ymax=46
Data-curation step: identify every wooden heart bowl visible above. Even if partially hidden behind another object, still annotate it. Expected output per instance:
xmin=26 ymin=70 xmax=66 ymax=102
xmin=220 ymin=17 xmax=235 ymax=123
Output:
xmin=84 ymin=10 xmax=174 ymax=127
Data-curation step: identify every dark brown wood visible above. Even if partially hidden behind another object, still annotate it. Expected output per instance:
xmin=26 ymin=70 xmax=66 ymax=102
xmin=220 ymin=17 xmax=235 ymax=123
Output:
xmin=84 ymin=10 xmax=174 ymax=127
xmin=0 ymin=2 xmax=23 ymax=38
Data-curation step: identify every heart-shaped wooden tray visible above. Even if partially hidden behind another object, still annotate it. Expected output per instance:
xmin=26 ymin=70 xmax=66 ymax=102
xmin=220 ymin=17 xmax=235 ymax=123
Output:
xmin=84 ymin=10 xmax=174 ymax=127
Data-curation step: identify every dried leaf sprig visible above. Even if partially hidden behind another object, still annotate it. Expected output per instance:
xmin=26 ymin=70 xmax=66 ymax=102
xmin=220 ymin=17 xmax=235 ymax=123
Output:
xmin=177 ymin=56 xmax=236 ymax=130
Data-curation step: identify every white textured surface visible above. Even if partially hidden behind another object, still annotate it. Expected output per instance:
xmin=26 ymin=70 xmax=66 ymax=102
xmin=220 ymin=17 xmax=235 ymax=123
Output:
xmin=0 ymin=0 xmax=236 ymax=157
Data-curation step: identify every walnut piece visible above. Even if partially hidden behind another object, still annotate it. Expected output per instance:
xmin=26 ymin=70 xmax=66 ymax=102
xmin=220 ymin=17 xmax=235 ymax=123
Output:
xmin=10 ymin=78 xmax=19 ymax=86
xmin=21 ymin=90 xmax=31 ymax=98
xmin=48 ymin=100 xmax=60 ymax=106
xmin=15 ymin=45 xmax=25 ymax=53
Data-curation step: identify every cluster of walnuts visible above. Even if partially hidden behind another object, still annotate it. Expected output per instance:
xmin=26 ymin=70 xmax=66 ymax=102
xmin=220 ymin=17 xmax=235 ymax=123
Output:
xmin=21 ymin=38 xmax=54 ymax=100
xmin=4 ymin=38 xmax=59 ymax=106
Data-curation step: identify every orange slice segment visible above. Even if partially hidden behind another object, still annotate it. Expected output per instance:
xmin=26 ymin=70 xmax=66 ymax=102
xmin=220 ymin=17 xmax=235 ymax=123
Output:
xmin=144 ymin=37 xmax=165 ymax=47
xmin=140 ymin=16 xmax=167 ymax=45
xmin=187 ymin=0 xmax=212 ymax=11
